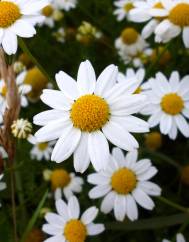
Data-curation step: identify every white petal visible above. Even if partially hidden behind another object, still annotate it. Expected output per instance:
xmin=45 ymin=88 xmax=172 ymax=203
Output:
xmin=114 ymin=195 xmax=126 ymax=221
xmin=68 ymin=196 xmax=80 ymax=219
xmin=43 ymin=235 xmax=65 ymax=242
xmin=138 ymin=167 xmax=158 ymax=181
xmin=125 ymin=149 xmax=138 ymax=168
xmin=21 ymin=0 xmax=49 ymax=15
xmin=73 ymin=133 xmax=90 ymax=173
xmin=100 ymin=191 xmax=116 ymax=214
xmin=87 ymin=223 xmax=105 ymax=235
xmin=112 ymin=147 xmax=125 ymax=165
xmin=88 ymin=131 xmax=109 ymax=171
xmin=81 ymin=207 xmax=98 ymax=225
xmin=77 ymin=60 xmax=96 ymax=95
xmin=176 ymin=233 xmax=186 ymax=242
xmin=87 ymin=173 xmax=109 ymax=185
xmin=45 ymin=213 xmax=64 ymax=227
xmin=183 ymin=27 xmax=189 ymax=48
xmin=160 ymin=113 xmax=172 ymax=135
xmin=175 ymin=115 xmax=189 ymax=137
xmin=55 ymin=71 xmax=79 ymax=100
xmin=178 ymin=75 xmax=189 ymax=96
xmin=51 ymin=127 xmax=81 ymax=163
xmin=133 ymin=159 xmax=152 ymax=175
xmin=89 ymin=185 xmax=111 ymax=199
xmin=10 ymin=19 xmax=36 ymax=37
xmin=138 ymin=181 xmax=161 ymax=196
xmin=95 ymin=65 xmax=118 ymax=97
xmin=142 ymin=19 xmax=158 ymax=39
xmin=42 ymin=224 xmax=62 ymax=236
xmin=169 ymin=71 xmax=180 ymax=92
xmin=132 ymin=188 xmax=155 ymax=210
xmin=125 ymin=194 xmax=138 ymax=221
xmin=55 ymin=199 xmax=69 ymax=221
xmin=2 ymin=30 xmax=17 ymax=55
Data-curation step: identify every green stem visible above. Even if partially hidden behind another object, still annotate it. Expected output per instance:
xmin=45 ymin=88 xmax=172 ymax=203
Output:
xmin=18 ymin=38 xmax=52 ymax=82
xmin=157 ymin=196 xmax=189 ymax=213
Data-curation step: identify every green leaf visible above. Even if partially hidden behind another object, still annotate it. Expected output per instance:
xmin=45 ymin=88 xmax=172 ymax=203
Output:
xmin=20 ymin=189 xmax=48 ymax=242
xmin=105 ymin=213 xmax=189 ymax=231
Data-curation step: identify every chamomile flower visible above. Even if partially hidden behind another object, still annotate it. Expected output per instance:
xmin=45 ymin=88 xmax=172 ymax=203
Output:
xmin=115 ymin=27 xmax=148 ymax=65
xmin=88 ymin=148 xmax=161 ymax=221
xmin=152 ymin=0 xmax=189 ymax=47
xmin=34 ymin=60 xmax=149 ymax=172
xmin=145 ymin=72 xmax=189 ymax=140
xmin=52 ymin=27 xmax=66 ymax=43
xmin=0 ymin=0 xmax=49 ymax=55
xmin=0 ymin=174 xmax=6 ymax=207
xmin=44 ymin=168 xmax=84 ymax=200
xmin=43 ymin=196 xmax=105 ymax=242
xmin=114 ymin=0 xmax=135 ymax=21
xmin=28 ymin=135 xmax=54 ymax=161
xmin=163 ymin=233 xmax=186 ymax=242
xmin=130 ymin=0 xmax=166 ymax=39
xmin=53 ymin=0 xmax=77 ymax=11
xmin=11 ymin=119 xmax=32 ymax=139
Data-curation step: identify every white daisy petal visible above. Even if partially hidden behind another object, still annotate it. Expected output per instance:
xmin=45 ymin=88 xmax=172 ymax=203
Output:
xmin=138 ymin=167 xmax=158 ymax=181
xmin=132 ymin=188 xmax=155 ymax=210
xmin=125 ymin=194 xmax=138 ymax=221
xmin=42 ymin=224 xmax=62 ymax=236
xmin=10 ymin=19 xmax=36 ymax=37
xmin=68 ymin=196 xmax=80 ymax=219
xmin=81 ymin=207 xmax=98 ymax=225
xmin=183 ymin=27 xmax=189 ymax=48
xmin=2 ymin=30 xmax=17 ymax=55
xmin=176 ymin=233 xmax=186 ymax=242
xmin=114 ymin=195 xmax=126 ymax=221
xmin=55 ymin=199 xmax=69 ymax=221
xmin=100 ymin=191 xmax=116 ymax=214
xmin=87 ymin=173 xmax=109 ymax=185
xmin=44 ymin=235 xmax=65 ymax=242
xmin=45 ymin=213 xmax=65 ymax=227
xmin=89 ymin=185 xmax=111 ymax=199
xmin=175 ymin=115 xmax=189 ymax=137
xmin=87 ymin=223 xmax=105 ymax=236
xmin=138 ymin=181 xmax=161 ymax=196
xmin=112 ymin=147 xmax=125 ymax=165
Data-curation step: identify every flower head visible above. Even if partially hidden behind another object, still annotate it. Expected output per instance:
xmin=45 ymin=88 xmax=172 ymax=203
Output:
xmin=114 ymin=0 xmax=135 ymax=21
xmin=145 ymin=132 xmax=162 ymax=150
xmin=11 ymin=119 xmax=32 ymax=139
xmin=162 ymin=233 xmax=186 ymax=242
xmin=42 ymin=196 xmax=105 ymax=242
xmin=0 ymin=0 xmax=49 ymax=55
xmin=145 ymin=71 xmax=189 ymax=139
xmin=88 ymin=148 xmax=161 ymax=221
xmin=34 ymin=60 xmax=149 ymax=172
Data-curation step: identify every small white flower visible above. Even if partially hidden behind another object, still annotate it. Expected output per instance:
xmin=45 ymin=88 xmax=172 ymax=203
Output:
xmin=0 ymin=0 xmax=49 ymax=55
xmin=52 ymin=27 xmax=66 ymax=43
xmin=115 ymin=27 xmax=148 ymax=65
xmin=151 ymin=0 xmax=189 ymax=47
xmin=130 ymin=0 xmax=166 ymax=39
xmin=163 ymin=233 xmax=186 ymax=242
xmin=88 ymin=148 xmax=161 ymax=221
xmin=44 ymin=168 xmax=84 ymax=200
xmin=0 ymin=174 xmax=6 ymax=207
xmin=144 ymin=71 xmax=189 ymax=140
xmin=114 ymin=0 xmax=135 ymax=21
xmin=53 ymin=0 xmax=77 ymax=11
xmin=28 ymin=135 xmax=54 ymax=161
xmin=34 ymin=60 xmax=149 ymax=172
xmin=11 ymin=119 xmax=32 ymax=139
xmin=42 ymin=196 xmax=105 ymax=242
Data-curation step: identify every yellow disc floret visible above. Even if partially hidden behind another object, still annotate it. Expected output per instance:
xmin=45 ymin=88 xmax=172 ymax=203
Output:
xmin=0 ymin=85 xmax=7 ymax=97
xmin=0 ymin=1 xmax=21 ymax=28
xmin=24 ymin=67 xmax=48 ymax=100
xmin=42 ymin=5 xmax=54 ymax=17
xmin=111 ymin=168 xmax=137 ymax=194
xmin=50 ymin=169 xmax=71 ymax=190
xmin=124 ymin=2 xmax=134 ymax=12
xmin=64 ymin=219 xmax=87 ymax=242
xmin=70 ymin=94 xmax=110 ymax=132
xmin=38 ymin=142 xmax=48 ymax=151
xmin=161 ymin=93 xmax=184 ymax=115
xmin=121 ymin=27 xmax=139 ymax=45
xmin=145 ymin=132 xmax=162 ymax=151
xmin=169 ymin=3 xmax=189 ymax=27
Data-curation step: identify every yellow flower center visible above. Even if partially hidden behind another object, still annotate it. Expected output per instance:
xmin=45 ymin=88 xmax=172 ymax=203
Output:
xmin=1 ymin=85 xmax=7 ymax=97
xmin=161 ymin=93 xmax=184 ymax=115
xmin=145 ymin=132 xmax=162 ymax=151
xmin=124 ymin=2 xmax=134 ymax=12
xmin=70 ymin=94 xmax=110 ymax=132
xmin=0 ymin=1 xmax=21 ymax=28
xmin=64 ymin=219 xmax=87 ymax=242
xmin=121 ymin=27 xmax=139 ymax=45
xmin=42 ymin=5 xmax=54 ymax=17
xmin=50 ymin=169 xmax=71 ymax=190
xmin=37 ymin=142 xmax=48 ymax=151
xmin=111 ymin=168 xmax=137 ymax=194
xmin=153 ymin=2 xmax=166 ymax=21
xmin=24 ymin=67 xmax=48 ymax=100
xmin=169 ymin=3 xmax=189 ymax=27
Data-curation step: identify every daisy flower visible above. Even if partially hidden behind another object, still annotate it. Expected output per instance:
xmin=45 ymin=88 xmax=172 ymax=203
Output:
xmin=44 ymin=168 xmax=84 ymax=200
xmin=113 ymin=0 xmax=135 ymax=21
xmin=88 ymin=148 xmax=161 ymax=221
xmin=11 ymin=118 xmax=32 ymax=139
xmin=129 ymin=0 xmax=166 ymax=39
xmin=53 ymin=0 xmax=77 ymax=11
xmin=34 ymin=60 xmax=149 ymax=172
xmin=0 ymin=0 xmax=49 ymax=55
xmin=42 ymin=196 xmax=105 ymax=242
xmin=152 ymin=0 xmax=189 ymax=47
xmin=163 ymin=233 xmax=186 ymax=242
xmin=145 ymin=72 xmax=189 ymax=140
xmin=52 ymin=27 xmax=66 ymax=43
xmin=0 ymin=174 xmax=6 ymax=207
xmin=28 ymin=135 xmax=54 ymax=161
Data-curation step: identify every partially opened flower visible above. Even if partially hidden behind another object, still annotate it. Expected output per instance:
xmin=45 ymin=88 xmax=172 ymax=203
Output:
xmin=129 ymin=0 xmax=166 ymax=39
xmin=44 ymin=168 xmax=84 ymax=200
xmin=42 ymin=196 xmax=105 ymax=242
xmin=163 ymin=233 xmax=186 ymax=242
xmin=53 ymin=0 xmax=77 ymax=11
xmin=34 ymin=60 xmax=149 ymax=172
xmin=152 ymin=0 xmax=189 ymax=47
xmin=0 ymin=0 xmax=49 ymax=55
xmin=0 ymin=174 xmax=6 ymax=207
xmin=28 ymin=135 xmax=54 ymax=161
xmin=145 ymin=72 xmax=189 ymax=140
xmin=114 ymin=0 xmax=135 ymax=21
xmin=88 ymin=148 xmax=161 ymax=221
